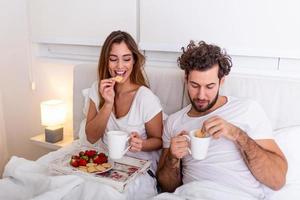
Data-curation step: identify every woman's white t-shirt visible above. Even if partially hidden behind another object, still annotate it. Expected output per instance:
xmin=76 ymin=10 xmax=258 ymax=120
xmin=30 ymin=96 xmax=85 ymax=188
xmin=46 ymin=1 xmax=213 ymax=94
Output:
xmin=88 ymin=81 xmax=162 ymax=171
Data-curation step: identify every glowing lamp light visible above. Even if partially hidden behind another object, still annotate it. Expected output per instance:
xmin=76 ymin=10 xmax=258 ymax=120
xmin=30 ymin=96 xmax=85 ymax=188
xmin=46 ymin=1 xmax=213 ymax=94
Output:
xmin=40 ymin=100 xmax=66 ymax=143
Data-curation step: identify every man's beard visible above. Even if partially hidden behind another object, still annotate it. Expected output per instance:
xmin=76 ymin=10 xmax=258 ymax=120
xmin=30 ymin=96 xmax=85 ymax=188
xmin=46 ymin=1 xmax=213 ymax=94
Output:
xmin=189 ymin=92 xmax=219 ymax=113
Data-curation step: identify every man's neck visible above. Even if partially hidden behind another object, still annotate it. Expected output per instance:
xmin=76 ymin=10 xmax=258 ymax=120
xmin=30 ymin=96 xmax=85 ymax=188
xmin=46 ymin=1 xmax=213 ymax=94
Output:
xmin=187 ymin=96 xmax=228 ymax=117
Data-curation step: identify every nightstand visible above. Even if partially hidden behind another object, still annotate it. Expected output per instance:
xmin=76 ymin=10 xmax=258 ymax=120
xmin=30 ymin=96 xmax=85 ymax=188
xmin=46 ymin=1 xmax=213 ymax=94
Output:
xmin=30 ymin=134 xmax=74 ymax=150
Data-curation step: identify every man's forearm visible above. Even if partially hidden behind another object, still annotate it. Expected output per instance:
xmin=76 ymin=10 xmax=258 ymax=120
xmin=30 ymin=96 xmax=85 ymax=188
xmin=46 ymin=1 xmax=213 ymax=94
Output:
xmin=157 ymin=153 xmax=182 ymax=192
xmin=235 ymin=130 xmax=287 ymax=190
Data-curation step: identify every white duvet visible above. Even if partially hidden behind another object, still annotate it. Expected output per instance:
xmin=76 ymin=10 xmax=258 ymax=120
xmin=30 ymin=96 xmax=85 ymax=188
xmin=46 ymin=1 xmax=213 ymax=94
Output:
xmin=152 ymin=181 xmax=300 ymax=200
xmin=0 ymin=141 xmax=156 ymax=200
xmin=1 ymin=140 xmax=300 ymax=200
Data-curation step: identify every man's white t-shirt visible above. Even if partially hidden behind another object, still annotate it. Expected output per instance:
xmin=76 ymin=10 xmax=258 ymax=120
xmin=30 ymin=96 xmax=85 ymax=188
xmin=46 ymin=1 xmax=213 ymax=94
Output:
xmin=163 ymin=96 xmax=274 ymax=199
xmin=89 ymin=82 xmax=162 ymax=171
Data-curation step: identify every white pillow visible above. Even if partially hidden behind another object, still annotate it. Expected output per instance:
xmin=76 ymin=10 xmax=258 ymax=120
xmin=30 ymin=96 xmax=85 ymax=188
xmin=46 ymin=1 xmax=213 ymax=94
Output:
xmin=82 ymin=88 xmax=90 ymax=117
xmin=274 ymin=125 xmax=300 ymax=184
xmin=78 ymin=88 xmax=99 ymax=147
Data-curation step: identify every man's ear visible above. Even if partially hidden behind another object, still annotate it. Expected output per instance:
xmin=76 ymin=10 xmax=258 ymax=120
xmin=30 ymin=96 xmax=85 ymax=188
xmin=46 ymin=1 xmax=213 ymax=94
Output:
xmin=185 ymin=74 xmax=188 ymax=84
xmin=220 ymin=77 xmax=225 ymax=85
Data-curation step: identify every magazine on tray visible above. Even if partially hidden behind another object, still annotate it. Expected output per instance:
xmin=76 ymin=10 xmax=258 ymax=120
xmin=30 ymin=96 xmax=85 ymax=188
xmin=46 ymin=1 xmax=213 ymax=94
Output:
xmin=49 ymin=146 xmax=151 ymax=192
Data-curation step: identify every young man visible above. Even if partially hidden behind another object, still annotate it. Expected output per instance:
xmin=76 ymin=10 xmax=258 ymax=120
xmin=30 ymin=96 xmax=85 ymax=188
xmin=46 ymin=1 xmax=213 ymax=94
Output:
xmin=157 ymin=41 xmax=287 ymax=199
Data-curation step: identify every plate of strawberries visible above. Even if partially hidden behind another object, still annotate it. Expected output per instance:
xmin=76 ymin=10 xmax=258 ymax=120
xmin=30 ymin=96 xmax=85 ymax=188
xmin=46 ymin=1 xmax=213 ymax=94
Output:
xmin=69 ymin=149 xmax=113 ymax=174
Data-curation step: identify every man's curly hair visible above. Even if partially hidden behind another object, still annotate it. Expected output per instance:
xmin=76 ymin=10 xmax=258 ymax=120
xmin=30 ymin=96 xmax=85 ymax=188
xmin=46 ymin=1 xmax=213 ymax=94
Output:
xmin=178 ymin=41 xmax=232 ymax=79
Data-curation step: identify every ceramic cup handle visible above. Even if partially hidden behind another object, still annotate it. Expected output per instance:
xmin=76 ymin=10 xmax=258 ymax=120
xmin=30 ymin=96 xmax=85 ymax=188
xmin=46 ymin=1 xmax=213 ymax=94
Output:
xmin=122 ymin=136 xmax=131 ymax=156
xmin=183 ymin=135 xmax=192 ymax=154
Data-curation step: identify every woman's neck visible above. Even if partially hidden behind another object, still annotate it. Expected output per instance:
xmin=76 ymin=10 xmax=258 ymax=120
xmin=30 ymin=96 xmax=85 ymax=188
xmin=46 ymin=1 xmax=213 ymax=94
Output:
xmin=114 ymin=80 xmax=138 ymax=95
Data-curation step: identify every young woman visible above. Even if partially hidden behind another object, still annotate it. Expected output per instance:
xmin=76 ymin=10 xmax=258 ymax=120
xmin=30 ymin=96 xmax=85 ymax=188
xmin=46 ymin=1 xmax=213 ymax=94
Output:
xmin=85 ymin=30 xmax=163 ymax=198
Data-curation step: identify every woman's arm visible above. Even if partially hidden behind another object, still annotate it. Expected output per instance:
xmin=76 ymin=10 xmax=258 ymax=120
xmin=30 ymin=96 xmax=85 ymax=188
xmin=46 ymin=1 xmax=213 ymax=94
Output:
xmin=130 ymin=111 xmax=163 ymax=152
xmin=85 ymin=79 xmax=115 ymax=144
xmin=143 ymin=111 xmax=163 ymax=151
xmin=85 ymin=100 xmax=112 ymax=144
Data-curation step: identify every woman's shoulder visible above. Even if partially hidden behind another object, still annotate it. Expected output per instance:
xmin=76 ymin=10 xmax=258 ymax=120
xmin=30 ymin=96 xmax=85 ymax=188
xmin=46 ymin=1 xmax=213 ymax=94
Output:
xmin=89 ymin=81 xmax=99 ymax=91
xmin=130 ymin=85 xmax=162 ymax=122
xmin=137 ymin=85 xmax=156 ymax=97
xmin=135 ymin=86 xmax=160 ymax=103
xmin=88 ymin=81 xmax=100 ymax=105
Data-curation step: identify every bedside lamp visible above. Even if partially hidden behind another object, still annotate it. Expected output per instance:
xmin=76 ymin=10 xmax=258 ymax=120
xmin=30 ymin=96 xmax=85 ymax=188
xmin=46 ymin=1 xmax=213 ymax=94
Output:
xmin=40 ymin=100 xmax=67 ymax=143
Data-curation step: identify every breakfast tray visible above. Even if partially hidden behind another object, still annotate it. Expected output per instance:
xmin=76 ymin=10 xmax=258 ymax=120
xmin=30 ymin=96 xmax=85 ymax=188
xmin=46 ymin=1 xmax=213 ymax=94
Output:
xmin=49 ymin=146 xmax=151 ymax=192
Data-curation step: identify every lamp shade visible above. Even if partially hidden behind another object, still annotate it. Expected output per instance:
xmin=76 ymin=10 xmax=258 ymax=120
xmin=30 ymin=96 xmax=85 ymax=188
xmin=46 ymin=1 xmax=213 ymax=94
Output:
xmin=40 ymin=100 xmax=66 ymax=127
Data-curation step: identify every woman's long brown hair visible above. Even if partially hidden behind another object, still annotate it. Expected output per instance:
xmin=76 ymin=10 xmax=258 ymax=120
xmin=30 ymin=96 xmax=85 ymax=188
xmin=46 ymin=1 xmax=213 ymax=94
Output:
xmin=98 ymin=30 xmax=148 ymax=109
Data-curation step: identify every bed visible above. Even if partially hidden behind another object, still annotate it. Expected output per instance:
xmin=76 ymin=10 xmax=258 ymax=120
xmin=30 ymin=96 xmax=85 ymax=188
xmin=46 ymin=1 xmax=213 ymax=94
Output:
xmin=1 ymin=63 xmax=300 ymax=200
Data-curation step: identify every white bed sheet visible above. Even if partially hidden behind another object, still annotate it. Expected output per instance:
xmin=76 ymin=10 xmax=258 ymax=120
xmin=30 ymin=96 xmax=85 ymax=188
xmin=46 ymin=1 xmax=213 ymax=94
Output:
xmin=151 ymin=181 xmax=300 ymax=200
xmin=0 ymin=141 xmax=156 ymax=200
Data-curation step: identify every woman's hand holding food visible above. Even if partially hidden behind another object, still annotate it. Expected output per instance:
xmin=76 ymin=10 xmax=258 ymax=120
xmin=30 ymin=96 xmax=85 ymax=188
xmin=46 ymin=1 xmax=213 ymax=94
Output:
xmin=99 ymin=79 xmax=116 ymax=106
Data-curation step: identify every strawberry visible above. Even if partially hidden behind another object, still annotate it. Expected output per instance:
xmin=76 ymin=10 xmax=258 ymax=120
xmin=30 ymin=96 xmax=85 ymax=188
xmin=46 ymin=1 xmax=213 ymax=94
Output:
xmin=79 ymin=151 xmax=85 ymax=157
xmin=70 ymin=158 xmax=79 ymax=167
xmin=93 ymin=155 xmax=107 ymax=164
xmin=98 ymin=153 xmax=106 ymax=158
xmin=85 ymin=150 xmax=97 ymax=158
xmin=70 ymin=150 xmax=107 ymax=166
xmin=71 ymin=155 xmax=80 ymax=160
xmin=81 ymin=155 xmax=89 ymax=161
xmin=101 ymin=156 xmax=108 ymax=163
xmin=78 ymin=158 xmax=87 ymax=166
xmin=93 ymin=156 xmax=101 ymax=164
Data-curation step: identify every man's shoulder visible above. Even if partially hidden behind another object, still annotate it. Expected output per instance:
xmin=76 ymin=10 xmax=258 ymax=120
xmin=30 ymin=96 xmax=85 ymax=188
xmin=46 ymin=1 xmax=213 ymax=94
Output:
xmin=225 ymin=96 xmax=266 ymax=116
xmin=227 ymin=96 xmax=259 ymax=108
xmin=166 ymin=105 xmax=190 ymax=122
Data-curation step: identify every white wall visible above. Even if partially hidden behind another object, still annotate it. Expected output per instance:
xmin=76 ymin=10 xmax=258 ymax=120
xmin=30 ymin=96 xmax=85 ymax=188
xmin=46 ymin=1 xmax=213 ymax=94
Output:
xmin=0 ymin=0 xmax=77 ymax=163
xmin=29 ymin=0 xmax=138 ymax=45
xmin=0 ymin=91 xmax=8 ymax=176
xmin=28 ymin=0 xmax=300 ymax=78
xmin=140 ymin=0 xmax=300 ymax=58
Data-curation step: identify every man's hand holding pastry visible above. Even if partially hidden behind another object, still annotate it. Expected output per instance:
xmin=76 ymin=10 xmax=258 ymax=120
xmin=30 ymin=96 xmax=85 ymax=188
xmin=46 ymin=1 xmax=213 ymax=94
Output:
xmin=202 ymin=116 xmax=241 ymax=141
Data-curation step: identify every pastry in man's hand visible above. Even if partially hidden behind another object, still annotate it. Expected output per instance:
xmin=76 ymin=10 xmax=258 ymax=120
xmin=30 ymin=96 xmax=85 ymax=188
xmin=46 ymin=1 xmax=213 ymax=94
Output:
xmin=195 ymin=129 xmax=205 ymax=138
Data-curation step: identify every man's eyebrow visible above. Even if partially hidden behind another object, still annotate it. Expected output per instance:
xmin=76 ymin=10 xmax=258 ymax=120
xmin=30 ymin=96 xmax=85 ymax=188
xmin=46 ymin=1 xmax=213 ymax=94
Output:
xmin=207 ymin=83 xmax=216 ymax=87
xmin=189 ymin=81 xmax=216 ymax=86
xmin=189 ymin=80 xmax=200 ymax=86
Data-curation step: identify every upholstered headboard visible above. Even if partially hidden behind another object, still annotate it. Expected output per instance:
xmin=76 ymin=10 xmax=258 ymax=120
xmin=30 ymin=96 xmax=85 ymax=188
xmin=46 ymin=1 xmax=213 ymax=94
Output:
xmin=182 ymin=74 xmax=300 ymax=129
xmin=73 ymin=63 xmax=97 ymax=137
xmin=73 ymin=63 xmax=300 ymax=138
xmin=221 ymin=75 xmax=300 ymax=129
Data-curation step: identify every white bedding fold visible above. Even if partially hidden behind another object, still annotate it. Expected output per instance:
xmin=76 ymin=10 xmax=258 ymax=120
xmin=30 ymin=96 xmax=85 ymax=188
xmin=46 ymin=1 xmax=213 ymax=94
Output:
xmin=0 ymin=156 xmax=83 ymax=200
xmin=0 ymin=141 xmax=157 ymax=200
xmin=152 ymin=181 xmax=258 ymax=200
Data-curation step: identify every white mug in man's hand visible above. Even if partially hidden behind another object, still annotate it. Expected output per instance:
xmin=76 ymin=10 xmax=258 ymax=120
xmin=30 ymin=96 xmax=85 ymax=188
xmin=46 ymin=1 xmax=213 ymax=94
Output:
xmin=106 ymin=131 xmax=130 ymax=160
xmin=184 ymin=129 xmax=211 ymax=160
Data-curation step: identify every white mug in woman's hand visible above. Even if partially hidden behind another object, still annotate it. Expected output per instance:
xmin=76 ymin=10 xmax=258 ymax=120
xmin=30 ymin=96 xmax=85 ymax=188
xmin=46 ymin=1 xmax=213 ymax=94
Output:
xmin=106 ymin=131 xmax=131 ymax=160
xmin=183 ymin=129 xmax=212 ymax=160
